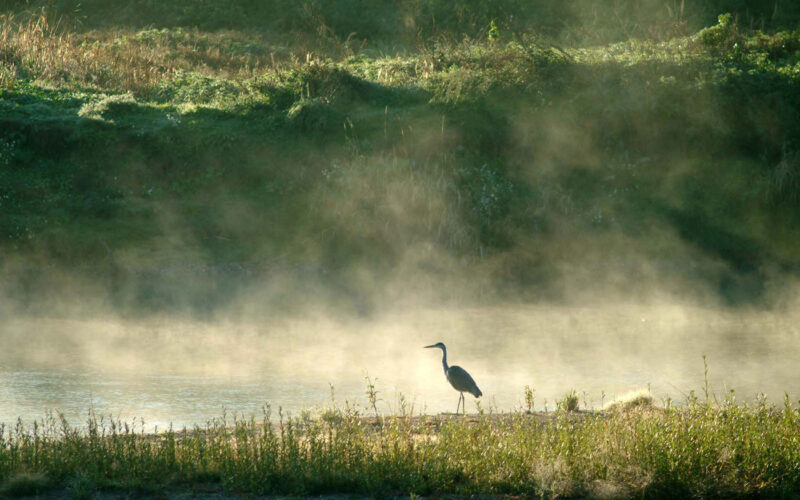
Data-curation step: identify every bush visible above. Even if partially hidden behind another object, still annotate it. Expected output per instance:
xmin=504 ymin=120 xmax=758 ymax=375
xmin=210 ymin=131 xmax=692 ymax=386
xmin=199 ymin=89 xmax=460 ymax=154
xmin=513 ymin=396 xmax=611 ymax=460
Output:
xmin=698 ymin=12 xmax=744 ymax=52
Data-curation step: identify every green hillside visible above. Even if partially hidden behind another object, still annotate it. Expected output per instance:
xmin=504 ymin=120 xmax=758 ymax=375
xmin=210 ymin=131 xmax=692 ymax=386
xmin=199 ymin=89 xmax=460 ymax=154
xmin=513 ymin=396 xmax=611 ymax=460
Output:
xmin=1 ymin=1 xmax=800 ymax=315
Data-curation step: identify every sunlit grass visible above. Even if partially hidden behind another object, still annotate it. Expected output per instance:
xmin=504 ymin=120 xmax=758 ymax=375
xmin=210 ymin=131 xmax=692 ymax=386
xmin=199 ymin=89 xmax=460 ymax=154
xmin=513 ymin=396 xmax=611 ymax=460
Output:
xmin=0 ymin=7 xmax=795 ymax=119
xmin=0 ymin=11 xmax=281 ymax=96
xmin=3 ymin=8 xmax=797 ymax=103
xmin=1 ymin=389 xmax=800 ymax=498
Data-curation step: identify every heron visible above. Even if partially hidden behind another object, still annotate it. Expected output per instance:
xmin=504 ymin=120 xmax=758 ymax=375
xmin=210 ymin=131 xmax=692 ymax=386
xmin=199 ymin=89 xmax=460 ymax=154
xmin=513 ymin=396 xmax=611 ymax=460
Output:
xmin=424 ymin=342 xmax=482 ymax=415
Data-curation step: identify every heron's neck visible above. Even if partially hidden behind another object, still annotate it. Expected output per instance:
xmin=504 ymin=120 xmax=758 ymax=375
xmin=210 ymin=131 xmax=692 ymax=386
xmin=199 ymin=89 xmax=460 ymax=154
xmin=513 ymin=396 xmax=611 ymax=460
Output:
xmin=440 ymin=347 xmax=449 ymax=374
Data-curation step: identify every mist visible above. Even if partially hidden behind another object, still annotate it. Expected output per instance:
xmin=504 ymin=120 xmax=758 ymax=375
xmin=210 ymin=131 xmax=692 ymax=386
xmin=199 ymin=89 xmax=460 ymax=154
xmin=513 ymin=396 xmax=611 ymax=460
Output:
xmin=2 ymin=0 xmax=800 ymax=434
xmin=3 ymin=298 xmax=800 ymax=430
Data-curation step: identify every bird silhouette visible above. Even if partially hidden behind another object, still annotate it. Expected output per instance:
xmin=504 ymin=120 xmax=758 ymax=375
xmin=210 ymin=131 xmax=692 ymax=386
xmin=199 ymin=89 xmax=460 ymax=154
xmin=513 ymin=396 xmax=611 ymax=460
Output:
xmin=424 ymin=342 xmax=482 ymax=414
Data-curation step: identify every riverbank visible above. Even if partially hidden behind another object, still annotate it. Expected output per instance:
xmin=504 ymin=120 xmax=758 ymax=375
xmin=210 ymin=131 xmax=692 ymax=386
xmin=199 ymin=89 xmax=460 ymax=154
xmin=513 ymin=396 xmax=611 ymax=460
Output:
xmin=2 ymin=394 xmax=799 ymax=499
xmin=2 ymin=6 xmax=800 ymax=316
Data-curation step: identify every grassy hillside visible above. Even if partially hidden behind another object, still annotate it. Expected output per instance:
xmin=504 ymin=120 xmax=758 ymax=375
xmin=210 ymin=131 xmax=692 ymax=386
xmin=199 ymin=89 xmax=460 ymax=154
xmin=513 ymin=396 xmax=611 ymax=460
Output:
xmin=1 ymin=2 xmax=800 ymax=316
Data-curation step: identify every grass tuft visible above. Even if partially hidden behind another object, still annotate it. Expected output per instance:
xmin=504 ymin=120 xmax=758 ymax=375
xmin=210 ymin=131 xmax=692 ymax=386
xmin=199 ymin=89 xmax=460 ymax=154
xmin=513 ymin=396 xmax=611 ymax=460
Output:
xmin=557 ymin=389 xmax=580 ymax=412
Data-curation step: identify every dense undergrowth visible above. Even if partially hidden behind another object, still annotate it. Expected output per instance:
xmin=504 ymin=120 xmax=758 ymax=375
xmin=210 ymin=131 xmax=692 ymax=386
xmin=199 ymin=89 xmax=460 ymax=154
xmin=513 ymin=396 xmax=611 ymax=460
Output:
xmin=1 ymin=2 xmax=800 ymax=315
xmin=2 ymin=393 xmax=800 ymax=498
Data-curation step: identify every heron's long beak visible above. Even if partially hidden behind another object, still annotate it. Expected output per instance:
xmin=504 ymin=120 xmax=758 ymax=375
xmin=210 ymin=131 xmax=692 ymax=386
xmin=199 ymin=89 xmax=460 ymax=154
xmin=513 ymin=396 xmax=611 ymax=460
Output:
xmin=424 ymin=344 xmax=437 ymax=349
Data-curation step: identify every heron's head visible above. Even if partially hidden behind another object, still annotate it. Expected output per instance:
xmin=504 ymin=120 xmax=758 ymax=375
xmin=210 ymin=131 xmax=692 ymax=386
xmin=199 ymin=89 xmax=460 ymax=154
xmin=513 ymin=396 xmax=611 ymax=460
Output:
xmin=424 ymin=342 xmax=446 ymax=350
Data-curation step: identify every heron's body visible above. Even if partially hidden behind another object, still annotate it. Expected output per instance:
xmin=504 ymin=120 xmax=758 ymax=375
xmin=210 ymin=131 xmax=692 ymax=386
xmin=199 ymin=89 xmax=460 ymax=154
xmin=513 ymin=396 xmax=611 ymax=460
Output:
xmin=445 ymin=365 xmax=482 ymax=397
xmin=425 ymin=342 xmax=482 ymax=414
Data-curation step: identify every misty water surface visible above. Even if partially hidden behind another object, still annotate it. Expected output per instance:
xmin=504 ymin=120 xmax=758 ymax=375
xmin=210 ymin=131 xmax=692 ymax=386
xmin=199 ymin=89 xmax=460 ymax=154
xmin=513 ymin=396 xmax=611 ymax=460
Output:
xmin=2 ymin=304 xmax=799 ymax=430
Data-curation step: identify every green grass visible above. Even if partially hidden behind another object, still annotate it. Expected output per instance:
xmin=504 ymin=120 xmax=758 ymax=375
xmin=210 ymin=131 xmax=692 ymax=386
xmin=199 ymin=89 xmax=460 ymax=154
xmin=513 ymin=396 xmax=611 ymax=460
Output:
xmin=1 ymin=3 xmax=800 ymax=315
xmin=2 ymin=392 xmax=800 ymax=498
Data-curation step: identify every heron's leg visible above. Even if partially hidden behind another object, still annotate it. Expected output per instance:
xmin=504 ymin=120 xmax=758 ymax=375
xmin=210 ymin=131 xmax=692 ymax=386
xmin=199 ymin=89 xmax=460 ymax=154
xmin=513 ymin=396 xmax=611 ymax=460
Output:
xmin=455 ymin=393 xmax=462 ymax=414
xmin=460 ymin=393 xmax=465 ymax=415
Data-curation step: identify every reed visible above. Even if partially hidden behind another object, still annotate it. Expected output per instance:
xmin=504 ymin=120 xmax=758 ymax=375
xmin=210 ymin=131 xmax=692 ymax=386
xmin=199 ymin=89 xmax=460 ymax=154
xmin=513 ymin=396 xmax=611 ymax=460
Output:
xmin=2 ymin=391 xmax=800 ymax=498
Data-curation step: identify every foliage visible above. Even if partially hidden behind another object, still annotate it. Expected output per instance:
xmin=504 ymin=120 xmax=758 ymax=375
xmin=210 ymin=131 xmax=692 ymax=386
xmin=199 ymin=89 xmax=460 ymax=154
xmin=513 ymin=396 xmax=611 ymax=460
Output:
xmin=1 ymin=3 xmax=800 ymax=314
xmin=488 ymin=20 xmax=500 ymax=42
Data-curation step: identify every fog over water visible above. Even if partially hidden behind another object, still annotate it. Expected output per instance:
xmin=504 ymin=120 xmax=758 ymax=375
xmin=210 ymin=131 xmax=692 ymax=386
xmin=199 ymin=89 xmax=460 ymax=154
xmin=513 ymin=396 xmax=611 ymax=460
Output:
xmin=2 ymin=302 xmax=799 ymax=430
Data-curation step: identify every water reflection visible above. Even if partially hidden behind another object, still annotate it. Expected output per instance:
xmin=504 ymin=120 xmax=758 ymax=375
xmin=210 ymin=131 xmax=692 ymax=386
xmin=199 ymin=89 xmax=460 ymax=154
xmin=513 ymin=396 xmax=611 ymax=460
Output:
xmin=0 ymin=370 xmax=339 ymax=431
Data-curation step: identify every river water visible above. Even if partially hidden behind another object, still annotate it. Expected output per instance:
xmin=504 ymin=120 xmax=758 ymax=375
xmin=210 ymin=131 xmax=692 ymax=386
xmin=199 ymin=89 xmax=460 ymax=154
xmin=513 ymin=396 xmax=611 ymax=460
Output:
xmin=2 ymin=304 xmax=799 ymax=431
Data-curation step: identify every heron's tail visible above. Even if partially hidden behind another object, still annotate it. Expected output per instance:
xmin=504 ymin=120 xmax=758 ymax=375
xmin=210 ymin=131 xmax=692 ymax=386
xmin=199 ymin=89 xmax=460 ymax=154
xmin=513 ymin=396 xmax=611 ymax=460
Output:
xmin=473 ymin=387 xmax=483 ymax=398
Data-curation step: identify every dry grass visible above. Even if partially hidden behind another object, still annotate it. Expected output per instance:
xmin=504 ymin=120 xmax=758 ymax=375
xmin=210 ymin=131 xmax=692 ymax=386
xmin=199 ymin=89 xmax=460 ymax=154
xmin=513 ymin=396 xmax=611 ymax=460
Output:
xmin=0 ymin=11 xmax=287 ymax=95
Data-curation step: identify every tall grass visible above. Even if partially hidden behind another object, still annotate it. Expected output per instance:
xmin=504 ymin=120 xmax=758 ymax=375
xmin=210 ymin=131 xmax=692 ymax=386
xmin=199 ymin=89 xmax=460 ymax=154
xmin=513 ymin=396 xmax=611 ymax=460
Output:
xmin=6 ymin=0 xmax=800 ymax=47
xmin=0 ymin=11 xmax=282 ymax=95
xmin=2 ymin=393 xmax=800 ymax=498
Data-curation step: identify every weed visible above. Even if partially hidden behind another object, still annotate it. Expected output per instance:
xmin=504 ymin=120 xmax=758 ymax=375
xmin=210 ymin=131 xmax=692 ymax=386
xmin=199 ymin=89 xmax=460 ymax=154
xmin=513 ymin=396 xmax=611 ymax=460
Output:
xmin=557 ymin=390 xmax=580 ymax=412
xmin=524 ymin=385 xmax=535 ymax=413
xmin=488 ymin=20 xmax=500 ymax=42
xmin=364 ymin=374 xmax=380 ymax=419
